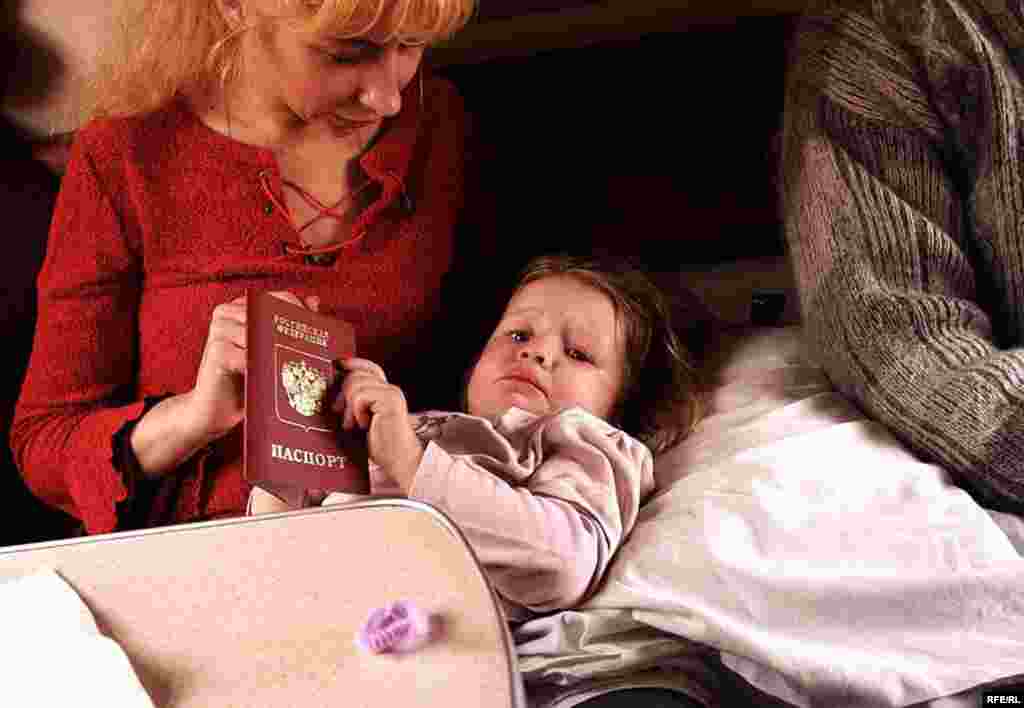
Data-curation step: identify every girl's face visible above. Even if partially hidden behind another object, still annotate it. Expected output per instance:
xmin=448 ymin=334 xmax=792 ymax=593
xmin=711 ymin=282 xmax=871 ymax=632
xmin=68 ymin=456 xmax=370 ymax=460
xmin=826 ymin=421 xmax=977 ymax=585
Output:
xmin=236 ymin=0 xmax=425 ymax=139
xmin=466 ymin=275 xmax=627 ymax=421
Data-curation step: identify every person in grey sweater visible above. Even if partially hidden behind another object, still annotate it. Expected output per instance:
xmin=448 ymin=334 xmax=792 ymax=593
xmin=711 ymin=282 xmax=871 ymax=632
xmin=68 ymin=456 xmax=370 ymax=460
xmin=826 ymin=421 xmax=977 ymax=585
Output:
xmin=780 ymin=0 xmax=1024 ymax=514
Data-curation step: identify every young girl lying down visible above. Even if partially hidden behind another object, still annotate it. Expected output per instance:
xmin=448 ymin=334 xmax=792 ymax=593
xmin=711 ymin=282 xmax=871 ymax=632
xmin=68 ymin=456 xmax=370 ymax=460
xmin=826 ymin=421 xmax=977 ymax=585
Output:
xmin=249 ymin=254 xmax=702 ymax=619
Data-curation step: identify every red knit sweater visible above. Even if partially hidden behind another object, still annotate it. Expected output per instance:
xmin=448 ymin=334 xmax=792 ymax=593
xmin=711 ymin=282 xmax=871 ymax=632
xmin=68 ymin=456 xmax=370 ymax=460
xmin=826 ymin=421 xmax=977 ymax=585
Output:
xmin=12 ymin=76 xmax=474 ymax=535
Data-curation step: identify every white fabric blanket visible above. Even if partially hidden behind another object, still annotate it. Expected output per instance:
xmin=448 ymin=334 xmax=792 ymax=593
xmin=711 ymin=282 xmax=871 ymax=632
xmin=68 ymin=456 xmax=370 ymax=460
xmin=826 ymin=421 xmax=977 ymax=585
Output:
xmin=0 ymin=570 xmax=155 ymax=708
xmin=515 ymin=327 xmax=1024 ymax=707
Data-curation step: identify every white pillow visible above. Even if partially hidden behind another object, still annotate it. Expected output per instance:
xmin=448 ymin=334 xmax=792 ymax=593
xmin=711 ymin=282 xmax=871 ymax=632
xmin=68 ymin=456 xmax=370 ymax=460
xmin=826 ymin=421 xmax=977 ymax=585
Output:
xmin=654 ymin=325 xmax=864 ymax=492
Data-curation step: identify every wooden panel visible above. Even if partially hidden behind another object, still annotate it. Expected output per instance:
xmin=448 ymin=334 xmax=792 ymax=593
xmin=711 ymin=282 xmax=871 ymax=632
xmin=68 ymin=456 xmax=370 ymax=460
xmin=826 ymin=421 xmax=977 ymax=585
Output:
xmin=0 ymin=500 xmax=525 ymax=707
xmin=476 ymin=0 xmax=603 ymax=22
xmin=431 ymin=0 xmax=808 ymax=66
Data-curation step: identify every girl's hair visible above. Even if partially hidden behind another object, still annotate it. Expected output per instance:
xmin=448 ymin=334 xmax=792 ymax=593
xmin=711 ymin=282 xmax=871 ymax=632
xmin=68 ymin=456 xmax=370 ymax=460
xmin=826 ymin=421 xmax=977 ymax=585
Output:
xmin=507 ymin=254 xmax=704 ymax=456
xmin=83 ymin=0 xmax=476 ymax=122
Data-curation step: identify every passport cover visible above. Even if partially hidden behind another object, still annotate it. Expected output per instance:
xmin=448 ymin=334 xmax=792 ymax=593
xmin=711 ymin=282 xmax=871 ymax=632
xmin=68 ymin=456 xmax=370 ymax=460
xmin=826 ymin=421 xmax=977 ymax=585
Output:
xmin=244 ymin=291 xmax=369 ymax=495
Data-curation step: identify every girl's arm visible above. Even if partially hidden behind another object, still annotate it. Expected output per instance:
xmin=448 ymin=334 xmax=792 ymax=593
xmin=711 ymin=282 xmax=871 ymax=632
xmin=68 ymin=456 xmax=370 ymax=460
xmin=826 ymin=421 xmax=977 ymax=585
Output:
xmin=407 ymin=410 xmax=655 ymax=613
xmin=336 ymin=360 xmax=655 ymax=612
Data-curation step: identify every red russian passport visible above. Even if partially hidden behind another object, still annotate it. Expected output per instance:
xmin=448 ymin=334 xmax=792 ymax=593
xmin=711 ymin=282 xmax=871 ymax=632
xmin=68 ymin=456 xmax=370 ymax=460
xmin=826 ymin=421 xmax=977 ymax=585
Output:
xmin=244 ymin=291 xmax=369 ymax=496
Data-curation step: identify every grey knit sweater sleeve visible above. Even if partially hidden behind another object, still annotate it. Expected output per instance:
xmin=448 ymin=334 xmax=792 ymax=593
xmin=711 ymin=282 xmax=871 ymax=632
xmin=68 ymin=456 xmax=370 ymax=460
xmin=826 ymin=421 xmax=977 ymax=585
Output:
xmin=780 ymin=0 xmax=1024 ymax=513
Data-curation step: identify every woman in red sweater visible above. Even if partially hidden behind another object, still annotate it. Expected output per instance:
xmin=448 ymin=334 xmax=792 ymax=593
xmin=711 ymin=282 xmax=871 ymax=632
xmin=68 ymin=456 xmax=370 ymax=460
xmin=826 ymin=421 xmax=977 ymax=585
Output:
xmin=10 ymin=0 xmax=493 ymax=535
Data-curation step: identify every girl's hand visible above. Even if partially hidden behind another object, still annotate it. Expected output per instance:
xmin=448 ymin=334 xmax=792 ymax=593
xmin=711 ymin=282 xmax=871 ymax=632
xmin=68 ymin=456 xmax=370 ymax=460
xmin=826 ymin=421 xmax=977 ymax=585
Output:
xmin=184 ymin=291 xmax=320 ymax=445
xmin=334 ymin=358 xmax=424 ymax=492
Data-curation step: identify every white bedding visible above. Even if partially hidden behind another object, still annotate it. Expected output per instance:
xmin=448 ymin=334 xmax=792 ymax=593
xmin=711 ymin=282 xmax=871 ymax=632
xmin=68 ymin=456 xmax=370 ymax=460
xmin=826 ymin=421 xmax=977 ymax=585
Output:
xmin=515 ymin=327 xmax=1024 ymax=707
xmin=0 ymin=571 xmax=155 ymax=707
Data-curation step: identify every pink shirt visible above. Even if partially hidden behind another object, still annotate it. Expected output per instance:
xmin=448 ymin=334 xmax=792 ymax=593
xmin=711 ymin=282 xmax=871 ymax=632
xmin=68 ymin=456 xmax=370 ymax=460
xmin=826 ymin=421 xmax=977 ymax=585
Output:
xmin=255 ymin=407 xmax=655 ymax=619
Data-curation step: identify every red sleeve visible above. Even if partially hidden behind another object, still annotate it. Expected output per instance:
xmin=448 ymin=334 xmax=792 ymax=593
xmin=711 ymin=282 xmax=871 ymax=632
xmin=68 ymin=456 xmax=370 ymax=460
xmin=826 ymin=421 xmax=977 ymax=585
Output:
xmin=10 ymin=126 xmax=148 ymax=535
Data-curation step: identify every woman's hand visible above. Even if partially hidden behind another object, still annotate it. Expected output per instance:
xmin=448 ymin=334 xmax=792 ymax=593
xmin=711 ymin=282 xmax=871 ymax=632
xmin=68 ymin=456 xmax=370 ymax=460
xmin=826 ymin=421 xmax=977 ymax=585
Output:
xmin=184 ymin=291 xmax=320 ymax=446
xmin=334 ymin=358 xmax=424 ymax=493
xmin=130 ymin=290 xmax=319 ymax=479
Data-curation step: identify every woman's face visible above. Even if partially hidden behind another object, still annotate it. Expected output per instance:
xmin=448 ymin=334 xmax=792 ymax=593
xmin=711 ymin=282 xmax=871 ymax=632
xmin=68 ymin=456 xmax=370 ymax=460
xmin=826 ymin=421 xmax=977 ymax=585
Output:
xmin=237 ymin=0 xmax=425 ymax=138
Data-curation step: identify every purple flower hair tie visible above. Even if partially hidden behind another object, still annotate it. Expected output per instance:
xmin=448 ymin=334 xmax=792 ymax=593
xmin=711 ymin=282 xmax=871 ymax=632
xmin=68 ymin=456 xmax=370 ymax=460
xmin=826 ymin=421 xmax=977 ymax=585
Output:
xmin=356 ymin=600 xmax=432 ymax=654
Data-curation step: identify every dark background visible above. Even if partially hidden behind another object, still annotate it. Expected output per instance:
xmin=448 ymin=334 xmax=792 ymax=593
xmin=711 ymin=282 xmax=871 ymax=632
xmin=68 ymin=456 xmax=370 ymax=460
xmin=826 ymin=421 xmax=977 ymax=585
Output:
xmin=436 ymin=13 xmax=797 ymax=266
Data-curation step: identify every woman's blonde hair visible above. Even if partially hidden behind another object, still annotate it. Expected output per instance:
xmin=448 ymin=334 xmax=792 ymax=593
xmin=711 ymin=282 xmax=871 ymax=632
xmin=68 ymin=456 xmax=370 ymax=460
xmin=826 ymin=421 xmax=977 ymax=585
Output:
xmin=506 ymin=254 xmax=704 ymax=456
xmin=84 ymin=0 xmax=475 ymax=122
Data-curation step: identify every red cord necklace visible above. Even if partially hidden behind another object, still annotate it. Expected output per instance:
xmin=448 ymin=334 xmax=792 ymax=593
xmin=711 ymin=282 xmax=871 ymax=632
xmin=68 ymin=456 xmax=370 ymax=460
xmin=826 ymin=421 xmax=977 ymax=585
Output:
xmin=259 ymin=171 xmax=375 ymax=261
